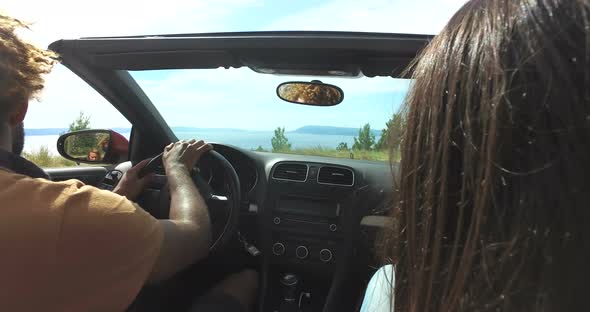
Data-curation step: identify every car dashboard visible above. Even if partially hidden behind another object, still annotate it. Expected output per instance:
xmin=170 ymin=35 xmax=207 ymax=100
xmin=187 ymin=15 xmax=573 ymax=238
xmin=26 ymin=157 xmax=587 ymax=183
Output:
xmin=215 ymin=145 xmax=394 ymax=311
xmin=102 ymin=144 xmax=394 ymax=311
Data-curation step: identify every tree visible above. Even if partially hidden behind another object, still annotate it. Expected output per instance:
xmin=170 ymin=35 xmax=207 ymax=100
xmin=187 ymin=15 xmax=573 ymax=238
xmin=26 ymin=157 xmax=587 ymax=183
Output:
xmin=271 ymin=127 xmax=292 ymax=152
xmin=68 ymin=111 xmax=91 ymax=132
xmin=336 ymin=142 xmax=349 ymax=151
xmin=64 ymin=111 xmax=95 ymax=157
xmin=375 ymin=112 xmax=404 ymax=150
xmin=255 ymin=146 xmax=266 ymax=152
xmin=389 ymin=113 xmax=403 ymax=150
xmin=353 ymin=123 xmax=376 ymax=151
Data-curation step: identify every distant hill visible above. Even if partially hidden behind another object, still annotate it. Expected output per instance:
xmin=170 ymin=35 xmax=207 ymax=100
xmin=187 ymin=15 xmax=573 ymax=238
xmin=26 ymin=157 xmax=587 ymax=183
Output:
xmin=25 ymin=128 xmax=131 ymax=136
xmin=292 ymin=125 xmax=381 ymax=136
xmin=25 ymin=126 xmax=380 ymax=137
xmin=172 ymin=127 xmax=245 ymax=132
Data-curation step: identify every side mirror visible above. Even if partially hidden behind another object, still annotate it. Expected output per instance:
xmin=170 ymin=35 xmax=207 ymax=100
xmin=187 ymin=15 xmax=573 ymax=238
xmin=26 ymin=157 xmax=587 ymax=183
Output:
xmin=57 ymin=129 xmax=129 ymax=164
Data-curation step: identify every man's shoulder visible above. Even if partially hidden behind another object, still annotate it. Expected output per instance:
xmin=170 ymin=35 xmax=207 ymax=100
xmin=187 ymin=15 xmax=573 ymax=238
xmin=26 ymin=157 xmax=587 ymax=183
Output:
xmin=0 ymin=168 xmax=84 ymax=196
xmin=0 ymin=167 xmax=161 ymax=239
xmin=0 ymin=169 xmax=131 ymax=214
xmin=0 ymin=167 xmax=81 ymax=185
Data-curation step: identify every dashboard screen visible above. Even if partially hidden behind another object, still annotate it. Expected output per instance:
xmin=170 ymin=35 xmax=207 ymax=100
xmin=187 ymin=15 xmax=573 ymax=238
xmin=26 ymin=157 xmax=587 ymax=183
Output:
xmin=277 ymin=197 xmax=338 ymax=218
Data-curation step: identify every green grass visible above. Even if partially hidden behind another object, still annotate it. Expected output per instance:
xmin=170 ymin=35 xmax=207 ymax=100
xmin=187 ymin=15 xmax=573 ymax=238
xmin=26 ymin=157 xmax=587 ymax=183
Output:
xmin=22 ymin=146 xmax=77 ymax=168
xmin=23 ymin=145 xmax=397 ymax=168
xmin=263 ymin=147 xmax=398 ymax=162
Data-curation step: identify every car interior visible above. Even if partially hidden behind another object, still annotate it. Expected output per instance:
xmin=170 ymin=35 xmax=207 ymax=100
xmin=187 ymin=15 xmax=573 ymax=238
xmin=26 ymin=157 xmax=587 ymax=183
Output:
xmin=47 ymin=32 xmax=432 ymax=312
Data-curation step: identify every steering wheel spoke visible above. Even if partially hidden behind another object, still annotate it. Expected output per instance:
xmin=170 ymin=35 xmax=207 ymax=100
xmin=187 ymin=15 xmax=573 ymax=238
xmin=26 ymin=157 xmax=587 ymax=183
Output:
xmin=209 ymin=194 xmax=228 ymax=202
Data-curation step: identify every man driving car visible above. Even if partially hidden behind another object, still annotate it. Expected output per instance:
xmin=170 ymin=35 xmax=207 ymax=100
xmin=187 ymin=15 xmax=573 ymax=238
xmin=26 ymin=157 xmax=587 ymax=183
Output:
xmin=0 ymin=14 xmax=257 ymax=312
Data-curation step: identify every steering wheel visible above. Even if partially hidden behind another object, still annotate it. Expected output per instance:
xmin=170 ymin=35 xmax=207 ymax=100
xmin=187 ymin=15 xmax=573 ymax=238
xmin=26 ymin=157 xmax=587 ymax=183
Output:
xmin=138 ymin=150 xmax=240 ymax=254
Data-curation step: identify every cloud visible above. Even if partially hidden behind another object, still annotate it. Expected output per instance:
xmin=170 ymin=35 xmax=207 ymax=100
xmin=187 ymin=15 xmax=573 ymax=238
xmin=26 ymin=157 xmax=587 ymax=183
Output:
xmin=131 ymin=68 xmax=407 ymax=131
xmin=25 ymin=65 xmax=131 ymax=129
xmin=7 ymin=0 xmax=264 ymax=129
xmin=265 ymin=0 xmax=468 ymax=35
xmin=3 ymin=0 xmax=262 ymax=47
xmin=10 ymin=0 xmax=447 ymax=133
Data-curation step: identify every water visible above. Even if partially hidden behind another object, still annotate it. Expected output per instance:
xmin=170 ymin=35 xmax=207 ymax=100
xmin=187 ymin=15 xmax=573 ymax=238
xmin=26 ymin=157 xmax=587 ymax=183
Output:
xmin=24 ymin=135 xmax=61 ymax=155
xmin=24 ymin=131 xmax=372 ymax=155
xmin=175 ymin=130 xmax=366 ymax=151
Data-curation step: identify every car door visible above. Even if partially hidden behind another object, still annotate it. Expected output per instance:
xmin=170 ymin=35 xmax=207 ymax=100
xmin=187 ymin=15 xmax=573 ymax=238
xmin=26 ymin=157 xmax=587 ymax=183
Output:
xmin=45 ymin=166 xmax=110 ymax=186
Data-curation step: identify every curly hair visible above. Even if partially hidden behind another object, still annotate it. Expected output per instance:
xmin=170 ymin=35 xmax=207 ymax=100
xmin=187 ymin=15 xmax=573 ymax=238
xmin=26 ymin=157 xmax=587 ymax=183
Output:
xmin=280 ymin=83 xmax=340 ymax=105
xmin=0 ymin=14 xmax=57 ymax=120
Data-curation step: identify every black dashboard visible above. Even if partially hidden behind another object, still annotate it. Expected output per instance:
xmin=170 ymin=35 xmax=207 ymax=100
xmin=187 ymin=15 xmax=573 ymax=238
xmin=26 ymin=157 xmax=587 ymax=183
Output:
xmin=211 ymin=144 xmax=393 ymax=214
xmin=212 ymin=144 xmax=395 ymax=311
xmin=105 ymin=144 xmax=395 ymax=311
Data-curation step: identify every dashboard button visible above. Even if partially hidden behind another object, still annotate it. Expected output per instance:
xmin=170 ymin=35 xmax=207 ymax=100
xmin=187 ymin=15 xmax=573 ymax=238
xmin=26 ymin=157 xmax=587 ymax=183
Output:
xmin=272 ymin=242 xmax=285 ymax=256
xmin=329 ymin=224 xmax=338 ymax=232
xmin=319 ymin=249 xmax=333 ymax=263
xmin=295 ymin=246 xmax=309 ymax=259
xmin=273 ymin=217 xmax=281 ymax=225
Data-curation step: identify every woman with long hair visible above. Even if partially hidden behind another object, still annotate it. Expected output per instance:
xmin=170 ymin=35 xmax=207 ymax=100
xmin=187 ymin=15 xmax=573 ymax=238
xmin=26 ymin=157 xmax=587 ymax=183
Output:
xmin=361 ymin=0 xmax=590 ymax=311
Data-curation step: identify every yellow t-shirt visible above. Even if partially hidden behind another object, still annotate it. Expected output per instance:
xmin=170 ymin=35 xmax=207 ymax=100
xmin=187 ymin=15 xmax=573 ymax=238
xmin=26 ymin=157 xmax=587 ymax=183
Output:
xmin=0 ymin=169 xmax=163 ymax=311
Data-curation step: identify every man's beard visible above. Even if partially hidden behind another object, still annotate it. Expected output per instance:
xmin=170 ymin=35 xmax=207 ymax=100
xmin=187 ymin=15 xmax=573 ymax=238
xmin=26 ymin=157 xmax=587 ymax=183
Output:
xmin=12 ymin=122 xmax=25 ymax=155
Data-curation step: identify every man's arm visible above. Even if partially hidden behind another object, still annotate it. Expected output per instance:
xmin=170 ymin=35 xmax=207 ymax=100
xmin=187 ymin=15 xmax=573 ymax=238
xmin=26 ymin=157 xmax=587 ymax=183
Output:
xmin=148 ymin=140 xmax=213 ymax=283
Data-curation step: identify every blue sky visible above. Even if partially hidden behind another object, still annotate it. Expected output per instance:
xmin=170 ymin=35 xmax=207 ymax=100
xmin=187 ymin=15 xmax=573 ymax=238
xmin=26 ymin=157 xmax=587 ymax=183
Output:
xmin=2 ymin=0 xmax=468 ymax=131
xmin=130 ymin=69 xmax=411 ymax=131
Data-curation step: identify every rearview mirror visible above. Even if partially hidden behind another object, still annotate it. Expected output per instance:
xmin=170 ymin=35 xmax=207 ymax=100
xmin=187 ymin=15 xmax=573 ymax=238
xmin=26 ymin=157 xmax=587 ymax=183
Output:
xmin=57 ymin=129 xmax=129 ymax=164
xmin=277 ymin=81 xmax=344 ymax=106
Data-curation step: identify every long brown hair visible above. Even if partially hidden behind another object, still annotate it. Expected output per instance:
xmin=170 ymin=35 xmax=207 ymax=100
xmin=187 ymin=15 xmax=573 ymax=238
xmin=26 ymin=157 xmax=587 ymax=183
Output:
xmin=390 ymin=0 xmax=590 ymax=311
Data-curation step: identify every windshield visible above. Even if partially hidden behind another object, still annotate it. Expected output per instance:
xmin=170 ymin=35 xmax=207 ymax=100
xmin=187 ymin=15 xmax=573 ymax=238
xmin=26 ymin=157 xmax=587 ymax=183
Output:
xmin=131 ymin=69 xmax=409 ymax=161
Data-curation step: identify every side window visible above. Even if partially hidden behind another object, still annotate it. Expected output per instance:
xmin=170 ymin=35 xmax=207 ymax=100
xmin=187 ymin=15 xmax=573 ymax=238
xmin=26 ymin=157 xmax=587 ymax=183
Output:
xmin=23 ymin=65 xmax=131 ymax=168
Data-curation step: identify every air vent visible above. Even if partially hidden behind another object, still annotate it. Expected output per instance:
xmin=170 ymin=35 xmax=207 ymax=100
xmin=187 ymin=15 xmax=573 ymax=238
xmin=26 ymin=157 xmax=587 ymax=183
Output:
xmin=272 ymin=163 xmax=309 ymax=182
xmin=318 ymin=166 xmax=354 ymax=186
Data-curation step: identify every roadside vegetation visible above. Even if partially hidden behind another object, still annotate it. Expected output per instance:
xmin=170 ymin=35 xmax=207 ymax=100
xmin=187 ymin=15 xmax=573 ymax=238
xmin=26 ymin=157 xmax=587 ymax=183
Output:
xmin=22 ymin=146 xmax=77 ymax=167
xmin=24 ymin=111 xmax=403 ymax=167
xmin=259 ymin=112 xmax=403 ymax=162
xmin=282 ymin=147 xmax=392 ymax=162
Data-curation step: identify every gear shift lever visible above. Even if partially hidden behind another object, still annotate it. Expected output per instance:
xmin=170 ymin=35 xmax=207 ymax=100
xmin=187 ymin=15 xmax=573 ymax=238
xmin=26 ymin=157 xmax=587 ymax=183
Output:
xmin=280 ymin=273 xmax=299 ymax=312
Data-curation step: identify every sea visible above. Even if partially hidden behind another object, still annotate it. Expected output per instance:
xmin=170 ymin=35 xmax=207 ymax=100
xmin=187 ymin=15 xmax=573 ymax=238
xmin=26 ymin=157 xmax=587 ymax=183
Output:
xmin=24 ymin=131 xmax=373 ymax=155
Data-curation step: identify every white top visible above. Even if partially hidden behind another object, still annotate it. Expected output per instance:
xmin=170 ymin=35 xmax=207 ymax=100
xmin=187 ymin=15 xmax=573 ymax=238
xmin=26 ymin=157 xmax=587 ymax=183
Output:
xmin=360 ymin=265 xmax=395 ymax=312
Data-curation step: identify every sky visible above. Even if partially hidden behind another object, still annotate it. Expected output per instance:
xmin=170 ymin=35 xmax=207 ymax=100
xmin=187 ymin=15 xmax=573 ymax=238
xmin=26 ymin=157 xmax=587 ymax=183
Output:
xmin=130 ymin=69 xmax=411 ymax=131
xmin=2 ymin=0 xmax=468 ymax=131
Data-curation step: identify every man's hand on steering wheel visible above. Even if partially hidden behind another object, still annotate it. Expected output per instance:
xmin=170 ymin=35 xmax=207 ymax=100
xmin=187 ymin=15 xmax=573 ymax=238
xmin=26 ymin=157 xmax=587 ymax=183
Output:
xmin=113 ymin=158 xmax=154 ymax=201
xmin=163 ymin=139 xmax=213 ymax=174
xmin=114 ymin=140 xmax=212 ymax=201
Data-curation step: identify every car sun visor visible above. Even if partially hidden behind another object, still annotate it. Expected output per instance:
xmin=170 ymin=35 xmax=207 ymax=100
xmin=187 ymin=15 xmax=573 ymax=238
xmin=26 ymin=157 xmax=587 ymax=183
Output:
xmin=88 ymin=50 xmax=241 ymax=70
